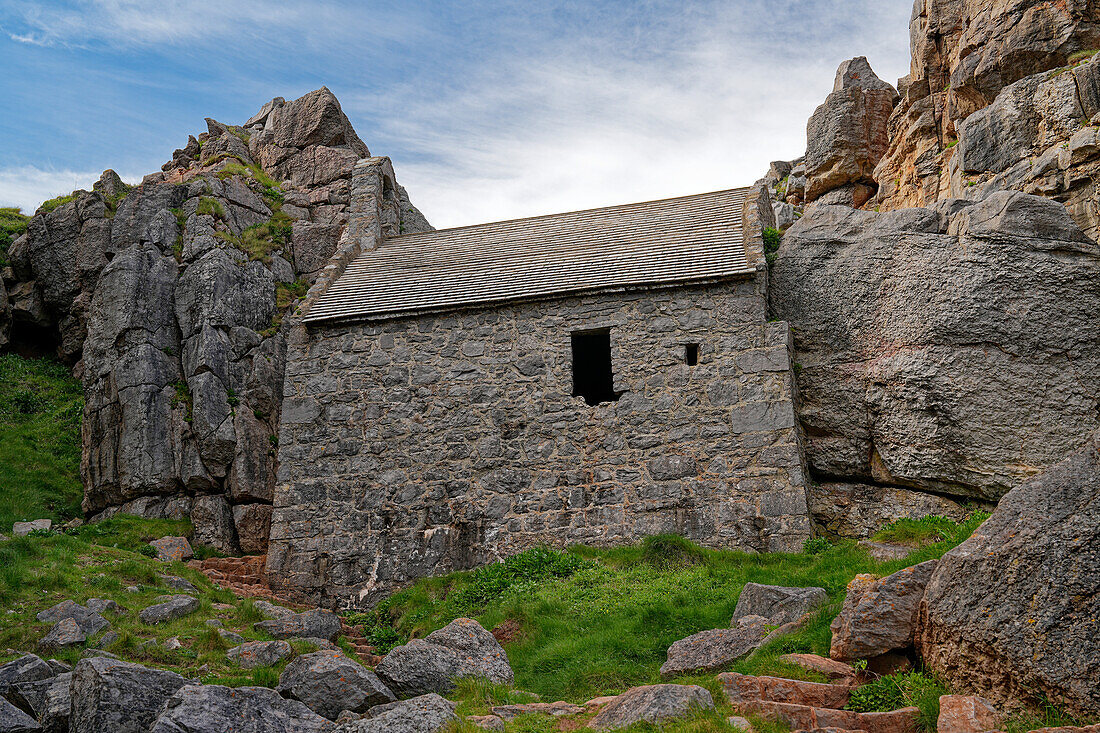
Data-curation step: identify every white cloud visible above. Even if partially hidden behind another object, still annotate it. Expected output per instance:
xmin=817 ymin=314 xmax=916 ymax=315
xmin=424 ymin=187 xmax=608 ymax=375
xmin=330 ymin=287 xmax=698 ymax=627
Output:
xmin=0 ymin=166 xmax=139 ymax=213
xmin=360 ymin=1 xmax=912 ymax=228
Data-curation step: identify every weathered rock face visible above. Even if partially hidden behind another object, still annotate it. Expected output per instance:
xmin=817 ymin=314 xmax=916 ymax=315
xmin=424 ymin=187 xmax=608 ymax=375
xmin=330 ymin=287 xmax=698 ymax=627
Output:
xmin=150 ymin=683 xmax=335 ymax=733
xmin=809 ymin=482 xmax=969 ymax=539
xmin=803 ymin=58 xmax=899 ymax=204
xmin=3 ymin=88 xmax=430 ymax=549
xmin=276 ymin=650 xmax=394 ymax=720
xmin=829 ymin=560 xmax=937 ymax=662
xmin=770 ymin=191 xmax=1100 ymax=501
xmin=69 ymin=657 xmax=191 ymax=733
xmin=335 ymin=693 xmax=456 ymax=733
xmin=873 ymin=0 xmax=1100 ymax=211
xmin=918 ymin=431 xmax=1100 ymax=718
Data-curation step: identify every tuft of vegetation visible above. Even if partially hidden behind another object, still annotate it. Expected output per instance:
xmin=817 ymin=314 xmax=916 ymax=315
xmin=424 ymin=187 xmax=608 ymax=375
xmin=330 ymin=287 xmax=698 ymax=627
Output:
xmin=0 ymin=355 xmax=84 ymax=528
xmin=1068 ymin=49 xmax=1100 ymax=66
xmin=872 ymin=513 xmax=990 ymax=549
xmin=763 ymin=227 xmax=781 ymax=265
xmin=197 ymin=197 xmax=226 ymax=221
xmin=802 ymin=536 xmax=832 ymax=555
xmin=38 ymin=193 xmax=76 ymax=215
xmin=216 ymin=211 xmax=293 ymax=264
xmin=103 ymin=184 xmax=133 ymax=218
xmin=846 ymin=670 xmax=947 ymax=732
xmin=170 ymin=380 xmax=193 ymax=423
xmin=214 ymin=161 xmax=280 ymax=191
xmin=640 ymin=534 xmax=708 ymax=568
xmin=0 ymin=207 xmax=30 ymax=266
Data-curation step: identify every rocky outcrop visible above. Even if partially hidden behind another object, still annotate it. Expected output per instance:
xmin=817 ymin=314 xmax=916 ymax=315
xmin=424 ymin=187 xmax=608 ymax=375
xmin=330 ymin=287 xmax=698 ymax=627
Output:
xmin=803 ymin=58 xmax=899 ymax=205
xmin=588 ymin=684 xmax=714 ymax=731
xmin=69 ymin=656 xmax=191 ymax=733
xmin=659 ymin=615 xmax=769 ymax=678
xmin=829 ymin=560 xmax=937 ymax=662
xmin=374 ymin=618 xmax=513 ymax=697
xmin=809 ymin=482 xmax=969 ymax=539
xmin=732 ymin=583 xmax=826 ymax=626
xmin=150 ymin=683 xmax=334 ymax=733
xmin=276 ymin=650 xmax=394 ymax=720
xmin=770 ymin=191 xmax=1100 ymax=501
xmin=873 ymin=0 xmax=1100 ymax=211
xmin=2 ymin=87 xmax=430 ymax=550
xmin=918 ymin=431 xmax=1100 ymax=718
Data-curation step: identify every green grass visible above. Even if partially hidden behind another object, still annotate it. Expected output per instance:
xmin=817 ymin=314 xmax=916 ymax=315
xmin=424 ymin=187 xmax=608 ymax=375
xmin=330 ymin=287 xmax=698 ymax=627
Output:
xmin=763 ymin=227 xmax=781 ymax=265
xmin=37 ymin=194 xmax=76 ymax=215
xmin=1068 ymin=49 xmax=1099 ymax=65
xmin=355 ymin=515 xmax=990 ymax=704
xmin=0 ymin=207 xmax=29 ymax=265
xmin=871 ymin=514 xmax=987 ymax=548
xmin=0 ymin=521 xmax=302 ymax=685
xmin=197 ymin=196 xmax=226 ymax=220
xmin=846 ymin=671 xmax=947 ymax=731
xmin=0 ymin=354 xmax=84 ymax=528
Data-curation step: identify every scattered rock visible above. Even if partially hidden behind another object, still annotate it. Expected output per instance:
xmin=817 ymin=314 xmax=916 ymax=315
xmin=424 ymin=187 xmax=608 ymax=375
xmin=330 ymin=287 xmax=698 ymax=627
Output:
xmin=728 ymin=715 xmax=754 ymax=732
xmin=719 ymin=672 xmax=852 ymax=709
xmin=139 ymin=595 xmax=200 ymax=624
xmin=150 ymin=683 xmax=334 ymax=733
xmin=149 ymin=537 xmax=193 ymax=562
xmin=293 ymin=637 xmax=338 ymax=650
xmin=217 ymin=629 xmax=245 ymax=645
xmin=204 ymin=619 xmax=222 ymax=628
xmin=253 ymin=600 xmax=294 ymax=619
xmin=936 ymin=695 xmax=1005 ymax=733
xmin=255 ymin=608 xmax=340 ymax=641
xmin=588 ymin=684 xmax=714 ymax=731
xmin=159 ymin=575 xmax=197 ymax=593
xmin=35 ymin=601 xmax=109 ymax=637
xmin=733 ymin=583 xmax=827 ymax=626
xmin=69 ymin=656 xmax=191 ymax=733
xmin=375 ymin=618 xmax=513 ymax=697
xmin=858 ymin=542 xmax=911 ymax=562
xmin=84 ymin=599 xmax=121 ymax=616
xmin=491 ymin=702 xmax=585 ymax=721
xmin=0 ymin=698 xmax=39 ymax=732
xmin=39 ymin=619 xmax=86 ymax=650
xmin=737 ymin=700 xmax=919 ymax=733
xmin=93 ymin=631 xmax=119 ymax=649
xmin=11 ymin=672 xmax=71 ymax=733
xmin=659 ymin=615 xmax=768 ymax=678
xmin=779 ymin=654 xmax=857 ymax=683
xmin=163 ymin=637 xmax=182 ymax=651
xmin=830 ymin=561 xmax=937 ymax=661
xmin=12 ymin=520 xmax=51 ymax=537
xmin=0 ymin=655 xmax=54 ymax=698
xmin=336 ymin=693 xmax=457 ymax=733
xmin=468 ymin=715 xmax=505 ymax=731
xmin=276 ymin=650 xmax=394 ymax=720
xmin=919 ymin=431 xmax=1100 ymax=718
xmin=227 ymin=640 xmax=292 ymax=669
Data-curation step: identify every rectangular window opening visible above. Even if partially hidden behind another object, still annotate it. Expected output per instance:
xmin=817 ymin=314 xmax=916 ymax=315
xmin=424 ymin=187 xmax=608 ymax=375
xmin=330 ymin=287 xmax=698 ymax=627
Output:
xmin=685 ymin=343 xmax=699 ymax=366
xmin=571 ymin=329 xmax=620 ymax=406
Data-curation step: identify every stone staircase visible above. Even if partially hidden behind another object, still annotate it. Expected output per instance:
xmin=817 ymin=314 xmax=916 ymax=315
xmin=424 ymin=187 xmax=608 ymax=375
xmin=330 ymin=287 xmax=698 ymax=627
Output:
xmin=188 ymin=554 xmax=382 ymax=665
xmin=721 ymin=663 xmax=920 ymax=733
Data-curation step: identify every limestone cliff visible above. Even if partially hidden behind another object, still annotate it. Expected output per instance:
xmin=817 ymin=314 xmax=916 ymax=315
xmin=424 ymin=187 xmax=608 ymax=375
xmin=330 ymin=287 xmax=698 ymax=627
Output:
xmin=0 ymin=88 xmax=430 ymax=552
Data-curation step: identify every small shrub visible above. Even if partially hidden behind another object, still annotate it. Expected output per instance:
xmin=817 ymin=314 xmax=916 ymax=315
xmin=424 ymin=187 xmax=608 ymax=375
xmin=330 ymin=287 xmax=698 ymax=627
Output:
xmin=139 ymin=544 xmax=157 ymax=558
xmin=640 ymin=534 xmax=707 ymax=568
xmin=225 ymin=389 xmax=239 ymax=407
xmin=38 ymin=194 xmax=76 ymax=214
xmin=847 ymin=670 xmax=946 ymax=732
xmin=0 ymin=207 xmax=29 ymax=266
xmin=170 ymin=381 xmax=193 ymax=423
xmin=802 ymin=536 xmax=832 ymax=555
xmin=763 ymin=227 xmax=781 ymax=265
xmin=196 ymin=197 xmax=226 ymax=221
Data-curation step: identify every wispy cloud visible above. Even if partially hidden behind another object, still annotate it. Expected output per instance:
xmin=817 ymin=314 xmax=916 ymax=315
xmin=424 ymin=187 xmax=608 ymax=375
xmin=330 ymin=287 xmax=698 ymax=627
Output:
xmin=0 ymin=166 xmax=138 ymax=213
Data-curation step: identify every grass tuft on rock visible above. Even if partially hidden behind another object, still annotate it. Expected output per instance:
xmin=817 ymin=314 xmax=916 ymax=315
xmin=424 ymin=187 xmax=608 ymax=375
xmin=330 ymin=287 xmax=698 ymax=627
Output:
xmin=38 ymin=193 xmax=76 ymax=214
xmin=0 ymin=206 xmax=29 ymax=265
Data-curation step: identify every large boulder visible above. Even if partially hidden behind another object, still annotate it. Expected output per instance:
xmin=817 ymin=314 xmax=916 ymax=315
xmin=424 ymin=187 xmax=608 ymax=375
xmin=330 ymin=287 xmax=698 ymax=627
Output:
xmin=35 ymin=601 xmax=108 ymax=637
xmin=226 ymin=640 xmax=292 ymax=669
xmin=0 ymin=656 xmax=54 ymax=699
xmin=276 ymin=650 xmax=395 ymax=720
xmin=588 ymin=684 xmax=714 ymax=731
xmin=0 ymin=698 xmax=39 ymax=732
xmin=804 ymin=57 xmax=899 ymax=203
xmin=733 ymin=583 xmax=827 ymax=626
xmin=830 ymin=560 xmax=937 ymax=662
xmin=69 ymin=657 xmax=191 ymax=733
xmin=149 ymin=684 xmax=334 ymax=733
xmin=770 ymin=192 xmax=1100 ymax=501
xmin=334 ymin=694 xmax=457 ymax=733
xmin=139 ymin=595 xmax=200 ymax=624
xmin=659 ymin=615 xmax=768 ymax=678
xmin=918 ymin=432 xmax=1100 ymax=718
xmin=10 ymin=673 xmax=70 ymax=733
xmin=375 ymin=618 xmax=512 ymax=697
xmin=719 ymin=672 xmax=852 ymax=709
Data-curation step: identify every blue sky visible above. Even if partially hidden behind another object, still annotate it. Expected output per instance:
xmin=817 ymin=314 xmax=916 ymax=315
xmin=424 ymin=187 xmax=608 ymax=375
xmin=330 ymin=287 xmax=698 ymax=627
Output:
xmin=0 ymin=1 xmax=912 ymax=228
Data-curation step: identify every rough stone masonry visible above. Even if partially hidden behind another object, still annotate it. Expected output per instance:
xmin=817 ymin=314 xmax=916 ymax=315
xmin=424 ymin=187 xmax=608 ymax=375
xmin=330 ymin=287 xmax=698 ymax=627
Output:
xmin=267 ymin=182 xmax=813 ymax=608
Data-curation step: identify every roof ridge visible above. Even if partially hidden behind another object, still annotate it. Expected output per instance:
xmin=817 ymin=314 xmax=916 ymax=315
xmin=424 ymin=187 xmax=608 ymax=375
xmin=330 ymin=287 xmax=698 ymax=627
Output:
xmin=385 ymin=186 xmax=750 ymax=240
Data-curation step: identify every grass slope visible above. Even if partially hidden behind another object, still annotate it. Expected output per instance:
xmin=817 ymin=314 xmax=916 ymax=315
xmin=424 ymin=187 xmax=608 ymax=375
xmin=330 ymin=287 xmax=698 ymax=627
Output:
xmin=0 ymin=354 xmax=84 ymax=528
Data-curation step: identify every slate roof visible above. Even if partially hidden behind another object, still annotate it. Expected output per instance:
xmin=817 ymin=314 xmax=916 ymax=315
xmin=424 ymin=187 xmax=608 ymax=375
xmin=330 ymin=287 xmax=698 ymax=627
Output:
xmin=303 ymin=187 xmax=753 ymax=324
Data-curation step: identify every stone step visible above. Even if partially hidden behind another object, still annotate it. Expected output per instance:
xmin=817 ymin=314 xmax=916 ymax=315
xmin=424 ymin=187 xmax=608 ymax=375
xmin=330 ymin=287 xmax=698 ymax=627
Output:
xmin=737 ymin=700 xmax=919 ymax=733
xmin=719 ymin=672 xmax=853 ymax=709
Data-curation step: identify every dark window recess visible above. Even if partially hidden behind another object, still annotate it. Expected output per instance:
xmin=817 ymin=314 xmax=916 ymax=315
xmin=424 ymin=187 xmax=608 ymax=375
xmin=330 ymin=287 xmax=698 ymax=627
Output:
xmin=685 ymin=343 xmax=699 ymax=366
xmin=571 ymin=330 xmax=620 ymax=405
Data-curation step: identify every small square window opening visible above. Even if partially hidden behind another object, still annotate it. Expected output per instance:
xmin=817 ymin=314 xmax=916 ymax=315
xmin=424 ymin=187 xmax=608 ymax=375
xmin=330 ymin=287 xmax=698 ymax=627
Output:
xmin=685 ymin=343 xmax=699 ymax=366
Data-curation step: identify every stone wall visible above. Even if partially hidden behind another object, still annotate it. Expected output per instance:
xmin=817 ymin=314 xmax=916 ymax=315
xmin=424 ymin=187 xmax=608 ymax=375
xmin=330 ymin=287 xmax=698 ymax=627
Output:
xmin=268 ymin=277 xmax=812 ymax=608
